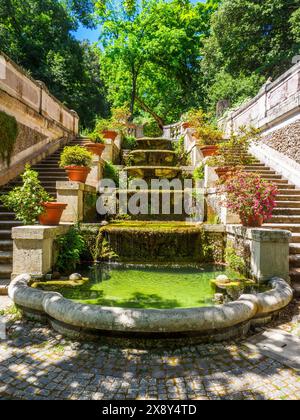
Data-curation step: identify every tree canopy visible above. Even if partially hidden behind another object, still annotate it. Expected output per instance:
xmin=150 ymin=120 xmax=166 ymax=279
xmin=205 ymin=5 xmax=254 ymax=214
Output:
xmin=1 ymin=0 xmax=299 ymax=127
xmin=0 ymin=0 xmax=107 ymax=128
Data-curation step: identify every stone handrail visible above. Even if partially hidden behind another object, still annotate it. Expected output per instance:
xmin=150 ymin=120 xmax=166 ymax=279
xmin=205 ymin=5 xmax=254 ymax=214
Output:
xmin=219 ymin=61 xmax=300 ymax=136
xmin=0 ymin=52 xmax=79 ymax=135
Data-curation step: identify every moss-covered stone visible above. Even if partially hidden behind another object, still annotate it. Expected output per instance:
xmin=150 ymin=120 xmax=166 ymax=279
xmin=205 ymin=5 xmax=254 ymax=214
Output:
xmin=32 ymin=278 xmax=89 ymax=292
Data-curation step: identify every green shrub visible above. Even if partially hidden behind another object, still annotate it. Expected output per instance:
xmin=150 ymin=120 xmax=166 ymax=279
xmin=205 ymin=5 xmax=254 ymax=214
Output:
xmin=0 ymin=111 xmax=19 ymax=166
xmin=173 ymin=136 xmax=190 ymax=166
xmin=225 ymin=246 xmax=246 ymax=274
xmin=0 ymin=165 xmax=52 ymax=225
xmin=59 ymin=146 xmax=93 ymax=168
xmin=193 ymin=164 xmax=205 ymax=181
xmin=103 ymin=161 xmax=120 ymax=187
xmin=122 ymin=135 xmax=137 ymax=150
xmin=144 ymin=121 xmax=163 ymax=138
xmin=55 ymin=225 xmax=85 ymax=274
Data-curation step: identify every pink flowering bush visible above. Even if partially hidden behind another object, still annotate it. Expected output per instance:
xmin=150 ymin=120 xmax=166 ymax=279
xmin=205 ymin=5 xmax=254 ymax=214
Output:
xmin=221 ymin=171 xmax=278 ymax=225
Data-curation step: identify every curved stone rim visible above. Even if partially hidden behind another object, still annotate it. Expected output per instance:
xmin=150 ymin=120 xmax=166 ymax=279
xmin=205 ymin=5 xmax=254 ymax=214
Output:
xmin=8 ymin=275 xmax=293 ymax=335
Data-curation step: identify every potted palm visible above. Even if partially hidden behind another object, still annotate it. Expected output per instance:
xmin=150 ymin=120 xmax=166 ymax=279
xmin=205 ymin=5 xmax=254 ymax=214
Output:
xmin=221 ymin=171 xmax=278 ymax=227
xmin=0 ymin=165 xmax=67 ymax=226
xmin=60 ymin=146 xmax=93 ymax=183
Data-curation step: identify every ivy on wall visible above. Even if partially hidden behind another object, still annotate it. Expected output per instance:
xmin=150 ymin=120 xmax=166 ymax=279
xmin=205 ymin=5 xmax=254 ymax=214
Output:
xmin=0 ymin=111 xmax=19 ymax=166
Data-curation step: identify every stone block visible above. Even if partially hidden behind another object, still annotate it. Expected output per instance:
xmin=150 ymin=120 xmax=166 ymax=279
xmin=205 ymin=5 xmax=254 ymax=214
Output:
xmin=11 ymin=225 xmax=71 ymax=278
xmin=56 ymin=181 xmax=97 ymax=223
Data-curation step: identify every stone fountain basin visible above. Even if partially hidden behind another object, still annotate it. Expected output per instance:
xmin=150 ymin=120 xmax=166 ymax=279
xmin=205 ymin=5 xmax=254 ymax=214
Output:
xmin=128 ymin=150 xmax=177 ymax=166
xmin=9 ymin=275 xmax=293 ymax=342
xmin=125 ymin=166 xmax=182 ymax=179
xmin=135 ymin=138 xmax=173 ymax=150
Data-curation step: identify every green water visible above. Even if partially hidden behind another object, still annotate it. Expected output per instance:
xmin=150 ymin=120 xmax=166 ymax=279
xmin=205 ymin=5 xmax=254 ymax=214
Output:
xmin=59 ymin=264 xmax=243 ymax=309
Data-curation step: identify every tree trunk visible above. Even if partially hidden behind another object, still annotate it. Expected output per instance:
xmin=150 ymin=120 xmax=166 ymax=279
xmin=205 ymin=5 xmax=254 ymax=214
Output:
xmin=129 ymin=72 xmax=137 ymax=120
xmin=135 ymin=96 xmax=165 ymax=129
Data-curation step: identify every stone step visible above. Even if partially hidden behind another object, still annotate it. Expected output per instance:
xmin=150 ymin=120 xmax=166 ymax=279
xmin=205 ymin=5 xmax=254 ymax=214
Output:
xmin=264 ymin=224 xmax=300 ymax=233
xmin=276 ymin=184 xmax=295 ymax=190
xmin=244 ymin=165 xmax=269 ymax=169
xmin=0 ymin=251 xmax=12 ymax=264
xmin=0 ymin=240 xmax=13 ymax=251
xmin=291 ymin=234 xmax=300 ymax=243
xmin=277 ymin=189 xmax=300 ymax=194
xmin=292 ymin=281 xmax=300 ymax=297
xmin=276 ymin=201 xmax=300 ymax=208
xmin=276 ymin=194 xmax=300 ymax=201
xmin=0 ymin=220 xmax=23 ymax=230
xmin=269 ymin=215 xmax=300 ymax=223
xmin=289 ymin=254 xmax=300 ymax=268
xmin=290 ymin=244 xmax=300 ymax=254
xmin=0 ymin=279 xmax=10 ymax=296
xmin=273 ymin=208 xmax=300 ymax=216
xmin=243 ymin=170 xmax=277 ymax=175
xmin=0 ymin=230 xmax=12 ymax=240
xmin=0 ymin=212 xmax=16 ymax=221
xmin=0 ymin=264 xmax=12 ymax=279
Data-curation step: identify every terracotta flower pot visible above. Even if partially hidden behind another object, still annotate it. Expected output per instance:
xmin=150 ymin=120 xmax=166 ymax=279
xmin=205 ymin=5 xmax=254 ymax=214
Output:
xmin=215 ymin=167 xmax=234 ymax=180
xmin=65 ymin=166 xmax=91 ymax=183
xmin=200 ymin=145 xmax=219 ymax=158
xmin=241 ymin=214 xmax=264 ymax=228
xmin=39 ymin=202 xmax=67 ymax=226
xmin=85 ymin=142 xmax=105 ymax=157
xmin=102 ymin=130 xmax=118 ymax=141
xmin=182 ymin=122 xmax=191 ymax=129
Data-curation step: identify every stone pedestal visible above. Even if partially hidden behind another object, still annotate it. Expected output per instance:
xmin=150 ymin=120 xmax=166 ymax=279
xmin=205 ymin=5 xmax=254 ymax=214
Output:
xmin=249 ymin=229 xmax=291 ymax=283
xmin=56 ymin=182 xmax=97 ymax=223
xmin=226 ymin=226 xmax=291 ymax=283
xmin=86 ymin=156 xmax=105 ymax=189
xmin=12 ymin=225 xmax=70 ymax=278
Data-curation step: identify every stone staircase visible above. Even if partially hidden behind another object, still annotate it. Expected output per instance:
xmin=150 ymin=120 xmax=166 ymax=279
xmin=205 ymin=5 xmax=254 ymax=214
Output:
xmin=0 ymin=138 xmax=85 ymax=295
xmin=241 ymin=153 xmax=300 ymax=296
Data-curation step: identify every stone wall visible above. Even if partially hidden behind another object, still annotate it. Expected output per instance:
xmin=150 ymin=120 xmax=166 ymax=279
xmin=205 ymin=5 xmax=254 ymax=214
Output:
xmin=262 ymin=121 xmax=300 ymax=164
xmin=219 ymin=61 xmax=300 ymax=137
xmin=0 ymin=53 xmax=79 ymax=184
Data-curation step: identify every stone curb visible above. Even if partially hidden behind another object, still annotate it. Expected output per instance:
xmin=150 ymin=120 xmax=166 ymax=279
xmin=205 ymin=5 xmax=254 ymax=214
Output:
xmin=8 ymin=275 xmax=293 ymax=335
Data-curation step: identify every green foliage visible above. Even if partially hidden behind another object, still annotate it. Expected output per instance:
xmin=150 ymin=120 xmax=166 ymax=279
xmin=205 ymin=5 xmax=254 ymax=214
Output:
xmin=59 ymin=146 xmax=93 ymax=168
xmin=193 ymin=164 xmax=205 ymax=182
xmin=143 ymin=121 xmax=163 ymax=138
xmin=202 ymin=0 xmax=300 ymax=82
xmin=103 ymin=161 xmax=120 ymax=187
xmin=290 ymin=8 xmax=300 ymax=43
xmin=225 ymin=246 xmax=246 ymax=275
xmin=206 ymin=71 xmax=266 ymax=115
xmin=185 ymin=109 xmax=223 ymax=146
xmin=0 ymin=165 xmax=52 ymax=225
xmin=122 ymin=135 xmax=137 ymax=150
xmin=99 ymin=0 xmax=219 ymax=125
xmin=173 ymin=136 xmax=190 ymax=166
xmin=0 ymin=0 xmax=107 ymax=128
xmin=55 ymin=225 xmax=85 ymax=274
xmin=0 ymin=111 xmax=19 ymax=166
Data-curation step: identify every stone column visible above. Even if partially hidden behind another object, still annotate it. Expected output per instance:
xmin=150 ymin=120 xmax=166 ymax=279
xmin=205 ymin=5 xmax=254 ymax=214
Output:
xmin=11 ymin=225 xmax=70 ymax=278
xmin=249 ymin=229 xmax=291 ymax=284
xmin=56 ymin=182 xmax=97 ymax=223
xmin=86 ymin=156 xmax=105 ymax=189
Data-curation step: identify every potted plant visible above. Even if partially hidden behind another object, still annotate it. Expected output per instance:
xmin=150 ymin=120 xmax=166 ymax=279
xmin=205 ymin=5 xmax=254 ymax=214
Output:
xmin=84 ymin=132 xmax=106 ymax=157
xmin=0 ymin=165 xmax=67 ymax=226
xmin=221 ymin=171 xmax=278 ymax=227
xmin=207 ymin=126 xmax=261 ymax=181
xmin=95 ymin=118 xmax=119 ymax=141
xmin=60 ymin=146 xmax=93 ymax=183
xmin=183 ymin=109 xmax=223 ymax=157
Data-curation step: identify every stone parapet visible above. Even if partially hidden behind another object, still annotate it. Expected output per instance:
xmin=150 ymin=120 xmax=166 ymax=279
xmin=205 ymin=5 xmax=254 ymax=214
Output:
xmin=11 ymin=225 xmax=71 ymax=279
xmin=56 ymin=181 xmax=97 ymax=223
xmin=226 ymin=226 xmax=291 ymax=283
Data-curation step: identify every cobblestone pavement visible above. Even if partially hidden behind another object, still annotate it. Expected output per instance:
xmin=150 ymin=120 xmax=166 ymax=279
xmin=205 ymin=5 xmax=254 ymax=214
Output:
xmin=0 ymin=317 xmax=300 ymax=401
